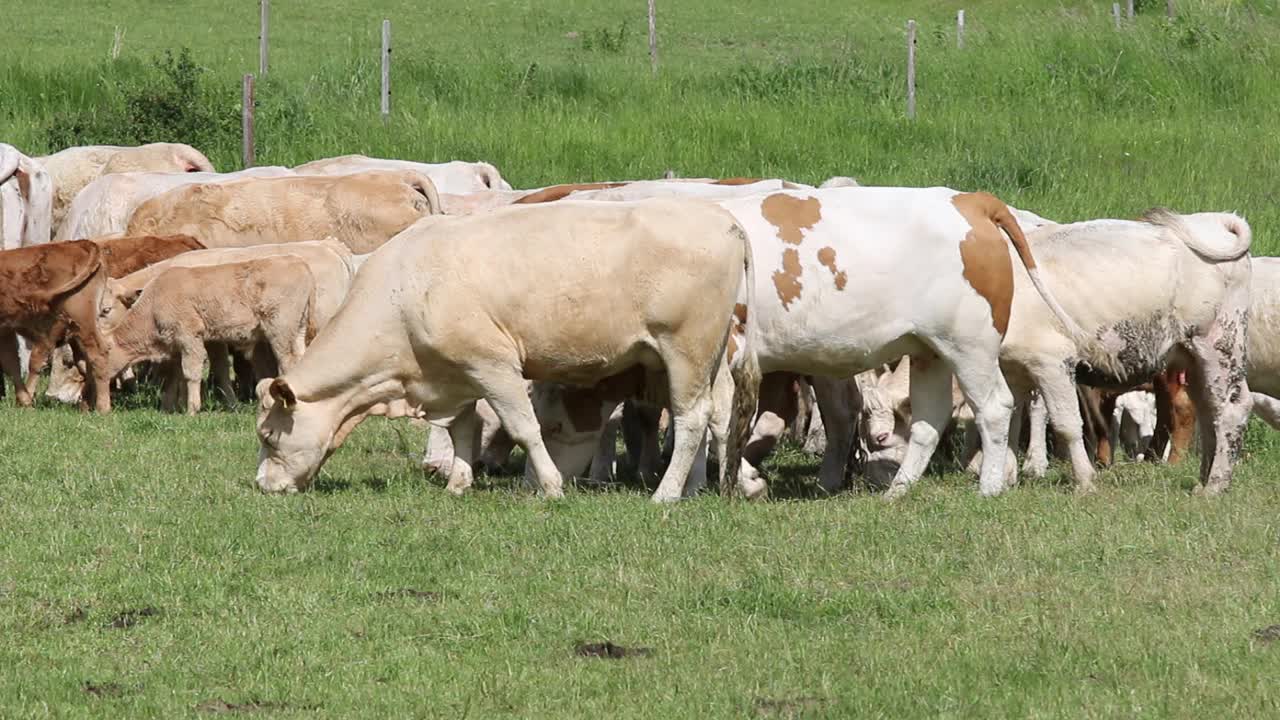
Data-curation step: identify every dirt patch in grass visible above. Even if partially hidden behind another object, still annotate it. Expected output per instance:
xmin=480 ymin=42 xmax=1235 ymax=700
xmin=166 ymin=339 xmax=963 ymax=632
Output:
xmin=105 ymin=606 xmax=160 ymax=629
xmin=64 ymin=607 xmax=88 ymax=625
xmin=82 ymin=681 xmax=126 ymax=698
xmin=574 ymin=641 xmax=654 ymax=659
xmin=1252 ymin=625 xmax=1280 ymax=643
xmin=196 ymin=698 xmax=314 ymax=713
xmin=371 ymin=588 xmax=440 ymax=602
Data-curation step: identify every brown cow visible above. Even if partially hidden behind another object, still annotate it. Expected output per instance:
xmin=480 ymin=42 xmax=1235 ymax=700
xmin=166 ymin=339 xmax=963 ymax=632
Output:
xmin=0 ymin=241 xmax=112 ymax=411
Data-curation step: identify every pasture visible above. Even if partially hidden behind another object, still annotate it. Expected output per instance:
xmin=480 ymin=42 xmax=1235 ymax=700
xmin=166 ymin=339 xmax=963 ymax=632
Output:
xmin=4 ymin=0 xmax=1280 ymax=717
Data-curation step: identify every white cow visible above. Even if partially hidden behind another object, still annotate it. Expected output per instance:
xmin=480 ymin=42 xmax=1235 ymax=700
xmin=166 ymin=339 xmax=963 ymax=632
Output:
xmin=58 ymin=167 xmax=293 ymax=241
xmin=0 ymin=144 xmax=54 ymax=250
xmin=1001 ymin=210 xmax=1252 ymax=495
xmin=254 ymin=199 xmax=759 ymax=502
xmin=293 ymin=154 xmax=511 ymax=193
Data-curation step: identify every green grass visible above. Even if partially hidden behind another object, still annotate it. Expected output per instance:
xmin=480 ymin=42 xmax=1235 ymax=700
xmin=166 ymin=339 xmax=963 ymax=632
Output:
xmin=5 ymin=0 xmax=1280 ymax=716
xmin=4 ymin=402 xmax=1280 ymax=718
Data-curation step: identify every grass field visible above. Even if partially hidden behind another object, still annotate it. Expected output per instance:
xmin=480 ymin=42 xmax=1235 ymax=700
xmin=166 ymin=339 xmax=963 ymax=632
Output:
xmin=5 ymin=0 xmax=1280 ymax=717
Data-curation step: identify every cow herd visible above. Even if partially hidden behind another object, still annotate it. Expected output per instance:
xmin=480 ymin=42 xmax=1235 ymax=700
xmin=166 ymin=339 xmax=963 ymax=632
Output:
xmin=1 ymin=141 xmax=1275 ymax=502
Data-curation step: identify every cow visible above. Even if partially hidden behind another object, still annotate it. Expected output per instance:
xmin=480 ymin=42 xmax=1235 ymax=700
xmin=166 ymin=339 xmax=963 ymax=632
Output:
xmin=0 ymin=144 xmax=53 ymax=250
xmin=57 ymin=167 xmax=294 ymax=242
xmin=0 ymin=241 xmax=112 ymax=411
xmin=292 ymin=155 xmax=511 ymax=193
xmin=125 ymin=171 xmax=441 ymax=253
xmin=103 ymin=257 xmax=317 ymax=415
xmin=998 ymin=210 xmax=1252 ymax=495
xmin=35 ymin=143 xmax=215 ymax=238
xmin=254 ymin=199 xmax=759 ymax=503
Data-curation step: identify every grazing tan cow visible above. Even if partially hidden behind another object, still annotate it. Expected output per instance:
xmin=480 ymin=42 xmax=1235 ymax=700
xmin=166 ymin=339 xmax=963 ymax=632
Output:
xmin=293 ymin=155 xmax=511 ymax=193
xmin=104 ymin=257 xmax=316 ymax=415
xmin=255 ymin=199 xmax=758 ymax=503
xmin=126 ymin=171 xmax=441 ymax=253
xmin=0 ymin=241 xmax=112 ymax=411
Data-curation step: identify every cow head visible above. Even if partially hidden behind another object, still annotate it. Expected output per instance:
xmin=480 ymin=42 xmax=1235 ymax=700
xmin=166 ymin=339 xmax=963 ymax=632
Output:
xmin=255 ymin=377 xmax=344 ymax=493
xmin=857 ymin=363 xmax=911 ymax=451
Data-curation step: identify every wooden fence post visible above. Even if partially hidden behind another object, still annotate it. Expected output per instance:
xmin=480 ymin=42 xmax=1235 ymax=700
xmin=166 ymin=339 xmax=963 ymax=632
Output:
xmin=906 ymin=20 xmax=917 ymax=120
xmin=1167 ymin=0 xmax=1175 ymax=19
xmin=957 ymin=10 xmax=965 ymax=49
xmin=110 ymin=27 xmax=125 ymax=59
xmin=242 ymin=74 xmax=255 ymax=168
xmin=381 ymin=19 xmax=391 ymax=120
xmin=647 ymin=0 xmax=659 ymax=75
xmin=1113 ymin=3 xmax=1122 ymax=28
xmin=259 ymin=0 xmax=269 ymax=76
xmin=663 ymin=169 xmax=676 ymax=179
xmin=1127 ymin=0 xmax=1135 ymax=19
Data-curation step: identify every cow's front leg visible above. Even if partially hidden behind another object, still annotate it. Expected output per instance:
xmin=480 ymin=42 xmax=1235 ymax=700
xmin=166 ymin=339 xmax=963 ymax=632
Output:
xmin=444 ymin=405 xmax=481 ymax=495
xmin=481 ymin=372 xmax=565 ymax=499
xmin=180 ymin=342 xmax=208 ymax=415
xmin=1022 ymin=392 xmax=1050 ymax=478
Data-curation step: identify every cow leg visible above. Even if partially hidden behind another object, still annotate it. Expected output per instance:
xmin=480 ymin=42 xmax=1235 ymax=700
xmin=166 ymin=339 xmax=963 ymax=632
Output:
xmin=882 ymin=353 xmax=957 ymax=500
xmin=233 ymin=352 xmax=257 ymax=403
xmin=1035 ymin=367 xmax=1096 ymax=494
xmin=621 ymin=400 xmax=662 ymax=484
xmin=481 ymin=373 xmax=565 ymax=499
xmin=1168 ymin=376 xmax=1196 ymax=465
xmin=1252 ymin=393 xmax=1280 ymax=430
xmin=21 ymin=334 xmax=57 ymax=407
xmin=589 ymin=407 xmax=622 ymax=484
xmin=1097 ymin=392 xmax=1119 ymax=466
xmin=1187 ymin=332 xmax=1251 ymax=496
xmin=802 ymin=380 xmax=828 ymax=455
xmin=444 ymin=405 xmax=481 ymax=495
xmin=180 ymin=343 xmax=207 ymax=416
xmin=422 ymin=419 xmax=456 ymax=477
xmin=160 ymin=360 xmax=181 ymax=412
xmin=651 ymin=391 xmax=713 ymax=503
xmin=1022 ymin=392 xmax=1050 ymax=477
xmin=207 ymin=343 xmax=236 ymax=408
xmin=945 ymin=350 xmax=1016 ymax=497
xmin=810 ymin=375 xmax=857 ymax=494
xmin=477 ymin=400 xmax=516 ymax=472
xmin=0 ymin=331 xmax=33 ymax=407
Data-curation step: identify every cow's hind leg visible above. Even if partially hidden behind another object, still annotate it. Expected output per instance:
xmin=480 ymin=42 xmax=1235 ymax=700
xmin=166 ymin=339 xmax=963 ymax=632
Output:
xmin=883 ymin=352 xmax=958 ymax=501
xmin=1187 ymin=329 xmax=1251 ymax=496
xmin=651 ymin=377 xmax=714 ymax=504
xmin=1034 ymin=364 xmax=1097 ymax=494
xmin=811 ymin=375 xmax=858 ymax=494
xmin=1022 ymin=392 xmax=1050 ymax=477
xmin=944 ymin=348 xmax=1015 ymax=497
xmin=0 ymin=331 xmax=32 ymax=407
xmin=1252 ymin=393 xmax=1280 ymax=430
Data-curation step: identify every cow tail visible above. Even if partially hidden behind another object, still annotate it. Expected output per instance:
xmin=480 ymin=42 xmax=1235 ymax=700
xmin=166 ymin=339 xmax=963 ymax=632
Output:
xmin=986 ymin=194 xmax=1095 ymax=354
xmin=721 ymin=222 xmax=761 ymax=498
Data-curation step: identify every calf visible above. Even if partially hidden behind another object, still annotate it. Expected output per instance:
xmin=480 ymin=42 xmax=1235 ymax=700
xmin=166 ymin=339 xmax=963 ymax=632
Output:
xmin=0 ymin=241 xmax=112 ymax=411
xmin=103 ymin=257 xmax=316 ymax=415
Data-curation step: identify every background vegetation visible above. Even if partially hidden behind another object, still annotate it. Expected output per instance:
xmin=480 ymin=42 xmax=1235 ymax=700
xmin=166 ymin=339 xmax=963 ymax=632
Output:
xmin=3 ymin=1 xmax=1280 ymax=717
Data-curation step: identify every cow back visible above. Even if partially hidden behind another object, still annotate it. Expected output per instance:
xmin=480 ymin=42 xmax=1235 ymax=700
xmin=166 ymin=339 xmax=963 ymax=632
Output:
xmin=0 ymin=240 xmax=102 ymax=316
xmin=94 ymin=234 xmax=205 ymax=278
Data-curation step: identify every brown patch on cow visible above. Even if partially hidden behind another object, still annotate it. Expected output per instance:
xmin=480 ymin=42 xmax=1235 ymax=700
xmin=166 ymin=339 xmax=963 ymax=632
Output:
xmin=575 ymin=641 xmax=654 ymax=659
xmin=950 ymin=193 xmax=1016 ymax=335
xmin=761 ymin=193 xmax=822 ymax=245
xmin=714 ymin=177 xmax=765 ymax=186
xmin=734 ymin=303 xmax=748 ymax=326
xmin=771 ymin=248 xmax=804 ymax=310
xmin=15 ymin=168 xmax=31 ymax=203
xmin=815 ymin=246 xmax=847 ymax=290
xmin=513 ymin=182 xmax=628 ymax=204
xmin=93 ymin=234 xmax=205 ymax=278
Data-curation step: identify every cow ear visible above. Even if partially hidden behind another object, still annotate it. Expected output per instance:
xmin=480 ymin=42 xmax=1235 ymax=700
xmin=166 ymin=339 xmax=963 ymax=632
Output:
xmin=269 ymin=378 xmax=298 ymax=408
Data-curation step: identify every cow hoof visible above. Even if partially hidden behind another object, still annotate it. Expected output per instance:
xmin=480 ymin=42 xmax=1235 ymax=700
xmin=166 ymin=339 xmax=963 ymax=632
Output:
xmin=1194 ymin=482 xmax=1228 ymax=497
xmin=882 ymin=484 xmax=909 ymax=502
xmin=650 ymin=492 xmax=681 ymax=504
xmin=542 ymin=487 xmax=565 ymax=500
xmin=978 ymin=483 xmax=1005 ymax=498
xmin=1073 ymin=481 xmax=1098 ymax=496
